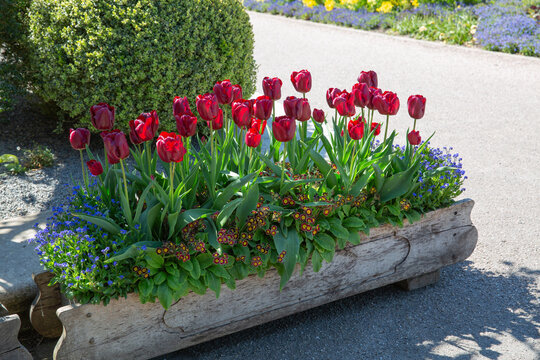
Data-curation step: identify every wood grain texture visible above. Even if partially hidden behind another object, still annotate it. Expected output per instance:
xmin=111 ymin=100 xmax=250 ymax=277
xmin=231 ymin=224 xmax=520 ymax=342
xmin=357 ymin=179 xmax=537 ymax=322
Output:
xmin=30 ymin=271 xmax=64 ymax=338
xmin=0 ymin=313 xmax=32 ymax=360
xmin=54 ymin=199 xmax=478 ymax=360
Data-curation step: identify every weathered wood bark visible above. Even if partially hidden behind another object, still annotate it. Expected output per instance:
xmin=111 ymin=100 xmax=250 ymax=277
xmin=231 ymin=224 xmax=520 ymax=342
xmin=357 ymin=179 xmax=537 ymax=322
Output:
xmin=54 ymin=199 xmax=478 ymax=360
xmin=30 ymin=271 xmax=64 ymax=338
xmin=0 ymin=304 xmax=32 ymax=360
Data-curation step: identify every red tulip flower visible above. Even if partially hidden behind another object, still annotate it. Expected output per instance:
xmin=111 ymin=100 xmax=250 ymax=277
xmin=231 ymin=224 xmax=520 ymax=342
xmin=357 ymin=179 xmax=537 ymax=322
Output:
xmin=366 ymin=87 xmax=382 ymax=110
xmin=290 ymin=70 xmax=312 ymax=93
xmin=245 ymin=127 xmax=262 ymax=148
xmin=371 ymin=122 xmax=381 ymax=136
xmin=262 ymin=77 xmax=283 ymax=100
xmin=253 ymin=95 xmax=273 ymax=121
xmin=156 ymin=132 xmax=186 ymax=163
xmin=326 ymin=88 xmax=341 ymax=109
xmin=333 ymin=90 xmax=356 ymax=117
xmin=248 ymin=99 xmax=256 ymax=117
xmin=313 ymin=109 xmax=325 ymax=123
xmin=173 ymin=96 xmax=193 ymax=116
xmin=90 ymin=103 xmax=115 ymax=131
xmin=352 ymin=82 xmax=370 ymax=108
xmin=232 ymin=84 xmax=243 ymax=102
xmin=272 ymin=116 xmax=296 ymax=142
xmin=86 ymin=160 xmax=103 ymax=176
xmin=207 ymin=109 xmax=223 ymax=130
xmin=101 ymin=130 xmax=130 ymax=165
xmin=407 ymin=95 xmax=426 ymax=120
xmin=232 ymin=99 xmax=252 ymax=129
xmin=196 ymin=93 xmax=219 ymax=121
xmin=357 ymin=70 xmax=378 ymax=88
xmin=213 ymin=79 xmax=234 ymax=105
xmin=284 ymin=96 xmax=299 ymax=119
xmin=129 ymin=110 xmax=159 ymax=144
xmin=69 ymin=128 xmax=90 ymax=150
xmin=295 ymin=98 xmax=311 ymax=122
xmin=373 ymin=91 xmax=400 ymax=116
xmin=175 ymin=114 xmax=198 ymax=137
xmin=408 ymin=130 xmax=421 ymax=145
xmin=348 ymin=118 xmax=365 ymax=140
xmin=251 ymin=118 xmax=267 ymax=134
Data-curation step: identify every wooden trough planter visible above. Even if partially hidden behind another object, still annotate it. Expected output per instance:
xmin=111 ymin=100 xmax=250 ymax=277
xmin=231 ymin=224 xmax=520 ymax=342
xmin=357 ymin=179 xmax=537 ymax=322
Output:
xmin=48 ymin=199 xmax=477 ymax=360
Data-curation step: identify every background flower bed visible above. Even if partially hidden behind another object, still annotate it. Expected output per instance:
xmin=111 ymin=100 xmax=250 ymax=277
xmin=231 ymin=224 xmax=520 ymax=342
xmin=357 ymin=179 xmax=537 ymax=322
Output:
xmin=244 ymin=0 xmax=540 ymax=57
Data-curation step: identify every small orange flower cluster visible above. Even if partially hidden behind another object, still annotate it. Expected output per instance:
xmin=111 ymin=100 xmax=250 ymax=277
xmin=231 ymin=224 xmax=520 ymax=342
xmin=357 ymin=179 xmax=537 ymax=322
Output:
xmin=182 ymin=218 xmax=206 ymax=242
xmin=251 ymin=256 xmax=263 ymax=267
xmin=245 ymin=206 xmax=270 ymax=232
xmin=212 ymin=252 xmax=229 ymax=265
xmin=238 ymin=232 xmax=254 ymax=246
xmin=195 ymin=241 xmax=206 ymax=253
xmin=256 ymin=243 xmax=270 ymax=254
xmin=293 ymin=206 xmax=320 ymax=234
xmin=265 ymin=225 xmax=278 ymax=236
xmin=281 ymin=196 xmax=296 ymax=207
xmin=400 ymin=199 xmax=411 ymax=211
xmin=277 ymin=250 xmax=287 ymax=263
xmin=175 ymin=242 xmax=191 ymax=262
xmin=235 ymin=255 xmax=246 ymax=263
xmin=217 ymin=228 xmax=238 ymax=246
xmin=132 ymin=265 xmax=149 ymax=278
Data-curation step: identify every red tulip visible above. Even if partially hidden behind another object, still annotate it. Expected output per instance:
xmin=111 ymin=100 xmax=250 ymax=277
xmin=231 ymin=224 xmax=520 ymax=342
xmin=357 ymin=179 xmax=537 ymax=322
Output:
xmin=347 ymin=118 xmax=364 ymax=140
xmin=90 ymin=103 xmax=115 ymax=131
xmin=129 ymin=110 xmax=159 ymax=144
xmin=408 ymin=130 xmax=421 ymax=145
xmin=232 ymin=99 xmax=252 ymax=129
xmin=352 ymin=82 xmax=370 ymax=108
xmin=371 ymin=122 xmax=381 ymax=136
xmin=213 ymin=79 xmax=233 ymax=105
xmin=207 ymin=108 xmax=223 ymax=130
xmin=295 ymin=98 xmax=311 ymax=122
xmin=283 ymin=96 xmax=299 ymax=119
xmin=156 ymin=132 xmax=186 ymax=163
xmin=313 ymin=109 xmax=325 ymax=123
xmin=245 ymin=127 xmax=261 ymax=148
xmin=101 ymin=130 xmax=129 ymax=164
xmin=175 ymin=114 xmax=198 ymax=137
xmin=251 ymin=118 xmax=267 ymax=134
xmin=86 ymin=160 xmax=103 ymax=176
xmin=262 ymin=77 xmax=283 ymax=100
xmin=290 ymin=70 xmax=312 ymax=93
xmin=232 ymin=84 xmax=243 ymax=102
xmin=69 ymin=128 xmax=90 ymax=150
xmin=173 ymin=96 xmax=193 ymax=116
xmin=333 ymin=90 xmax=356 ymax=117
xmin=248 ymin=99 xmax=256 ymax=117
xmin=407 ymin=95 xmax=426 ymax=120
xmin=272 ymin=116 xmax=296 ymax=142
xmin=326 ymin=88 xmax=341 ymax=109
xmin=253 ymin=95 xmax=273 ymax=121
xmin=373 ymin=91 xmax=400 ymax=116
xmin=366 ymin=87 xmax=382 ymax=110
xmin=196 ymin=93 xmax=219 ymax=121
xmin=357 ymin=70 xmax=378 ymax=88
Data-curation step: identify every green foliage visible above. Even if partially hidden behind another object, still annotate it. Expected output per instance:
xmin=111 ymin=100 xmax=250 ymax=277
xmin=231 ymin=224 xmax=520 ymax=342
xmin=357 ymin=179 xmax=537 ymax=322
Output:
xmin=0 ymin=154 xmax=25 ymax=174
xmin=15 ymin=0 xmax=256 ymax=130
xmin=22 ymin=145 xmax=55 ymax=169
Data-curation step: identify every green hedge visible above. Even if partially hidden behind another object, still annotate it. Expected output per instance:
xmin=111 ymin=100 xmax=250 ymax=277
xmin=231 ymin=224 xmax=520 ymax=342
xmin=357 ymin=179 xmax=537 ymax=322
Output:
xmin=2 ymin=0 xmax=257 ymax=130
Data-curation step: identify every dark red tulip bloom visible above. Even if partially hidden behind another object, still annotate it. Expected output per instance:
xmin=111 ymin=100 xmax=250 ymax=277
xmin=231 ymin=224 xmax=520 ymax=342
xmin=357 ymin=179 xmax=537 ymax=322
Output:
xmin=101 ymin=130 xmax=129 ymax=164
xmin=90 ymin=103 xmax=115 ymax=131
xmin=366 ymin=87 xmax=382 ymax=110
xmin=175 ymin=114 xmax=198 ymax=137
xmin=347 ymin=118 xmax=364 ymax=140
xmin=86 ymin=160 xmax=103 ymax=176
xmin=295 ymin=98 xmax=311 ymax=122
xmin=232 ymin=84 xmax=243 ymax=102
xmin=333 ymin=90 xmax=356 ymax=117
xmin=129 ymin=110 xmax=159 ymax=144
xmin=173 ymin=96 xmax=193 ymax=116
xmin=69 ymin=128 xmax=90 ymax=150
xmin=196 ymin=93 xmax=219 ymax=121
xmin=213 ymin=79 xmax=234 ymax=105
xmin=352 ymin=82 xmax=370 ymax=108
xmin=357 ymin=70 xmax=378 ymax=88
xmin=326 ymin=88 xmax=341 ymax=109
xmin=245 ymin=127 xmax=262 ymax=148
xmin=262 ymin=77 xmax=282 ymax=100
xmin=371 ymin=122 xmax=381 ymax=136
xmin=232 ymin=99 xmax=252 ymax=129
xmin=407 ymin=95 xmax=426 ymax=119
xmin=207 ymin=108 xmax=223 ymax=130
xmin=253 ymin=95 xmax=273 ymax=120
xmin=290 ymin=70 xmax=312 ymax=93
xmin=373 ymin=91 xmax=400 ymax=116
xmin=408 ymin=130 xmax=421 ymax=145
xmin=156 ymin=132 xmax=186 ymax=163
xmin=313 ymin=108 xmax=325 ymax=123
xmin=251 ymin=118 xmax=267 ymax=134
xmin=283 ymin=96 xmax=299 ymax=119
xmin=272 ymin=116 xmax=296 ymax=142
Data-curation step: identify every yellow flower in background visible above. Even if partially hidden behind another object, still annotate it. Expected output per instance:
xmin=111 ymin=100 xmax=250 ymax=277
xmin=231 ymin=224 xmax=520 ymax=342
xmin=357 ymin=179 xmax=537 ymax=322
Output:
xmin=325 ymin=0 xmax=335 ymax=11
xmin=367 ymin=0 xmax=377 ymax=7
xmin=303 ymin=0 xmax=318 ymax=8
xmin=376 ymin=1 xmax=393 ymax=13
xmin=411 ymin=0 xmax=419 ymax=6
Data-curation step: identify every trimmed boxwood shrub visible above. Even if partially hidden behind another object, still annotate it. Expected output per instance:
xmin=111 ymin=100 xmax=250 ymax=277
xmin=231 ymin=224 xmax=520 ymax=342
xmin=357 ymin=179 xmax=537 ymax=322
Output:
xmin=24 ymin=0 xmax=256 ymax=130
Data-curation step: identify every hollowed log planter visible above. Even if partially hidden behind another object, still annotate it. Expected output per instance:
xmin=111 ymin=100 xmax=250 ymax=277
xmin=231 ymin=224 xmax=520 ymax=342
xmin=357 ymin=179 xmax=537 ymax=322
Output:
xmin=52 ymin=199 xmax=477 ymax=360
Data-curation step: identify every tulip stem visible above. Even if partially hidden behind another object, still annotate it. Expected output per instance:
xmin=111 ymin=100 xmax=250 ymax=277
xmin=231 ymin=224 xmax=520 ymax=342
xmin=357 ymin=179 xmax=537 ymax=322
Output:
xmin=145 ymin=141 xmax=152 ymax=176
xmin=280 ymin=145 xmax=287 ymax=184
xmin=349 ymin=142 xmax=356 ymax=178
xmin=384 ymin=115 xmax=390 ymax=142
xmin=103 ymin=144 xmax=109 ymax=172
xmin=79 ymin=149 xmax=88 ymax=190
xmin=119 ymin=159 xmax=129 ymax=205
xmin=413 ymin=118 xmax=417 ymax=131
xmin=169 ymin=162 xmax=175 ymax=208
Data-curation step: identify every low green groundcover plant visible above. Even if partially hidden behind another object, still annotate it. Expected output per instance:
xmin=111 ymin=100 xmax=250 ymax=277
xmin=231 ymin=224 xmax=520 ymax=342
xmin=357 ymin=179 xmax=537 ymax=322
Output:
xmin=32 ymin=71 xmax=466 ymax=309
